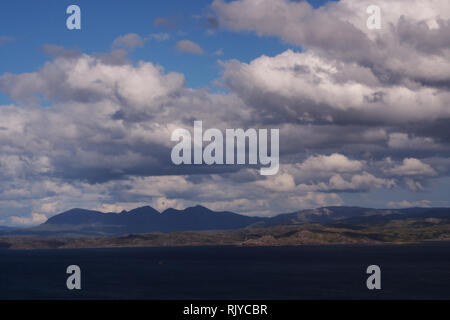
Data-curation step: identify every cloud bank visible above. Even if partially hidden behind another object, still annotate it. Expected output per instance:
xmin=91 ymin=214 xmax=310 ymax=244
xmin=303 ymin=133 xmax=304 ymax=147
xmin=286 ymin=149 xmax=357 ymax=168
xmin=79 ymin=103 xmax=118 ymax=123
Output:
xmin=0 ymin=0 xmax=449 ymax=225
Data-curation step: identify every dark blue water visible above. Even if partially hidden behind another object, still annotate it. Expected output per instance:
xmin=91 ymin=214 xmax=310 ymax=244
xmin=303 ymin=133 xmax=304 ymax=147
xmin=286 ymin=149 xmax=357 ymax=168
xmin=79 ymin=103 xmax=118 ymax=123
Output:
xmin=0 ymin=243 xmax=449 ymax=299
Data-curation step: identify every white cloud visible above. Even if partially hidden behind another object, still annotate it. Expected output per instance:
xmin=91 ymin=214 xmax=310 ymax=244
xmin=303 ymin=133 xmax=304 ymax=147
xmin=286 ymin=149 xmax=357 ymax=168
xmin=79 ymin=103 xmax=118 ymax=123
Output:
xmin=148 ymin=33 xmax=170 ymax=41
xmin=220 ymin=50 xmax=450 ymax=125
xmin=386 ymin=158 xmax=437 ymax=176
xmin=112 ymin=33 xmax=146 ymax=50
xmin=326 ymin=172 xmax=395 ymax=191
xmin=388 ymin=133 xmax=440 ymax=150
xmin=10 ymin=212 xmax=47 ymax=226
xmin=405 ymin=178 xmax=425 ymax=192
xmin=176 ymin=40 xmax=204 ymax=55
xmin=212 ymin=0 xmax=450 ymax=83
xmin=387 ymin=200 xmax=431 ymax=208
xmin=254 ymin=173 xmax=296 ymax=192
xmin=1 ymin=0 xmax=450 ymax=222
xmin=299 ymin=153 xmax=364 ymax=173
xmin=285 ymin=154 xmax=365 ymax=183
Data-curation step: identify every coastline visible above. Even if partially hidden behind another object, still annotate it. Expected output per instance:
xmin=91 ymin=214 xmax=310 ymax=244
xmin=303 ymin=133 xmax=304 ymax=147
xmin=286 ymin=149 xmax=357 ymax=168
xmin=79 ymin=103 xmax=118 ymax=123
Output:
xmin=1 ymin=225 xmax=449 ymax=251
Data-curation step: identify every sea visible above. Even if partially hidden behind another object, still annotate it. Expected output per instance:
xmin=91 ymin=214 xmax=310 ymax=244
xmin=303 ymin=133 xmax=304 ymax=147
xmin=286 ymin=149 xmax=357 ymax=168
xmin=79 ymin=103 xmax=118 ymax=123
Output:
xmin=0 ymin=243 xmax=449 ymax=300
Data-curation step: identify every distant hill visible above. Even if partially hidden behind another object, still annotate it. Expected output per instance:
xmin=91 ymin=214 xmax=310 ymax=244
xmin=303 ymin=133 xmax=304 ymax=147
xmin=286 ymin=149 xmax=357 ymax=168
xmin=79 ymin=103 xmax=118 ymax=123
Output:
xmin=262 ymin=207 xmax=450 ymax=226
xmin=5 ymin=205 xmax=450 ymax=237
xmin=22 ymin=205 xmax=265 ymax=236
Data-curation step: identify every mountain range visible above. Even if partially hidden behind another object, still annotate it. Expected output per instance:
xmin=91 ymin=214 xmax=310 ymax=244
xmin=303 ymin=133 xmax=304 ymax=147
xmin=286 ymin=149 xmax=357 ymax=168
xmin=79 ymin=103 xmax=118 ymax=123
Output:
xmin=2 ymin=205 xmax=450 ymax=236
xmin=0 ymin=226 xmax=16 ymax=231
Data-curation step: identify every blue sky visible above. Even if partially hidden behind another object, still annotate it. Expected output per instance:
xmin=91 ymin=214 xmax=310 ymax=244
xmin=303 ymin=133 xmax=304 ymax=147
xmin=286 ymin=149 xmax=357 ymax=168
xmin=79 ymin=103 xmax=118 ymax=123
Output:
xmin=1 ymin=0 xmax=337 ymax=96
xmin=0 ymin=0 xmax=449 ymax=225
xmin=0 ymin=0 xmax=303 ymax=92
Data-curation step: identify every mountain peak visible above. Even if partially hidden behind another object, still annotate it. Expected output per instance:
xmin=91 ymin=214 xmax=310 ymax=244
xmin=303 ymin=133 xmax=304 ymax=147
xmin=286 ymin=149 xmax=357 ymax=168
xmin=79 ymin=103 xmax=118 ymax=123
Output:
xmin=126 ymin=206 xmax=160 ymax=215
xmin=188 ymin=205 xmax=211 ymax=211
xmin=162 ymin=205 xmax=211 ymax=215
xmin=37 ymin=204 xmax=260 ymax=235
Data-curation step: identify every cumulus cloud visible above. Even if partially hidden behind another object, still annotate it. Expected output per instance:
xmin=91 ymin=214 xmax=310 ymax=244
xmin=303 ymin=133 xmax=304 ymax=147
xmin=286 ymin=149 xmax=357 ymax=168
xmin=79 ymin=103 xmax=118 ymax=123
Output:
xmin=0 ymin=42 xmax=447 ymax=222
xmin=41 ymin=44 xmax=82 ymax=58
xmin=10 ymin=212 xmax=47 ymax=226
xmin=404 ymin=178 xmax=425 ymax=192
xmin=254 ymin=173 xmax=296 ymax=192
xmin=148 ymin=33 xmax=170 ymax=41
xmin=250 ymin=154 xmax=395 ymax=206
xmin=0 ymin=50 xmax=262 ymax=219
xmin=176 ymin=40 xmax=204 ymax=55
xmin=387 ymin=200 xmax=432 ymax=208
xmin=112 ymin=33 xmax=146 ymax=50
xmin=212 ymin=0 xmax=450 ymax=84
xmin=386 ymin=158 xmax=437 ymax=176
xmin=388 ymin=133 xmax=440 ymax=150
xmin=0 ymin=52 xmax=190 ymax=185
xmin=325 ymin=172 xmax=395 ymax=192
xmin=282 ymin=154 xmax=366 ymax=184
xmin=296 ymin=153 xmax=364 ymax=174
xmin=211 ymin=0 xmax=450 ymax=188
xmin=1 ymin=1 xmax=450 ymax=223
xmin=220 ymin=50 xmax=450 ymax=126
xmin=111 ymin=32 xmax=170 ymax=52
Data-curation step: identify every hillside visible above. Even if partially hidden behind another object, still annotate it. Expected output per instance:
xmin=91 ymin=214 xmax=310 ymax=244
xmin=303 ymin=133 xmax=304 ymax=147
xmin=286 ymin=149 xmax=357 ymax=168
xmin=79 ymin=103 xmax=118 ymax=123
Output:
xmin=1 ymin=216 xmax=449 ymax=250
xmin=2 ymin=205 xmax=450 ymax=237
xmin=0 ymin=206 xmax=449 ymax=250
xmin=9 ymin=205 xmax=265 ymax=236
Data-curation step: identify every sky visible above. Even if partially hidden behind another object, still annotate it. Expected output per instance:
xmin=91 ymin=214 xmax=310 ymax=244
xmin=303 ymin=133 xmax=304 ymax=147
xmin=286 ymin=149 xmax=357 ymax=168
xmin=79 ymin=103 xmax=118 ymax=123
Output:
xmin=0 ymin=0 xmax=449 ymax=226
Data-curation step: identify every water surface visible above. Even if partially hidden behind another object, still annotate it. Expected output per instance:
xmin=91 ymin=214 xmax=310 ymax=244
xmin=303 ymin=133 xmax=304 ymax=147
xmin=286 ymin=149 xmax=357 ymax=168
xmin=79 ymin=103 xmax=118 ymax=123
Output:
xmin=0 ymin=243 xmax=449 ymax=299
